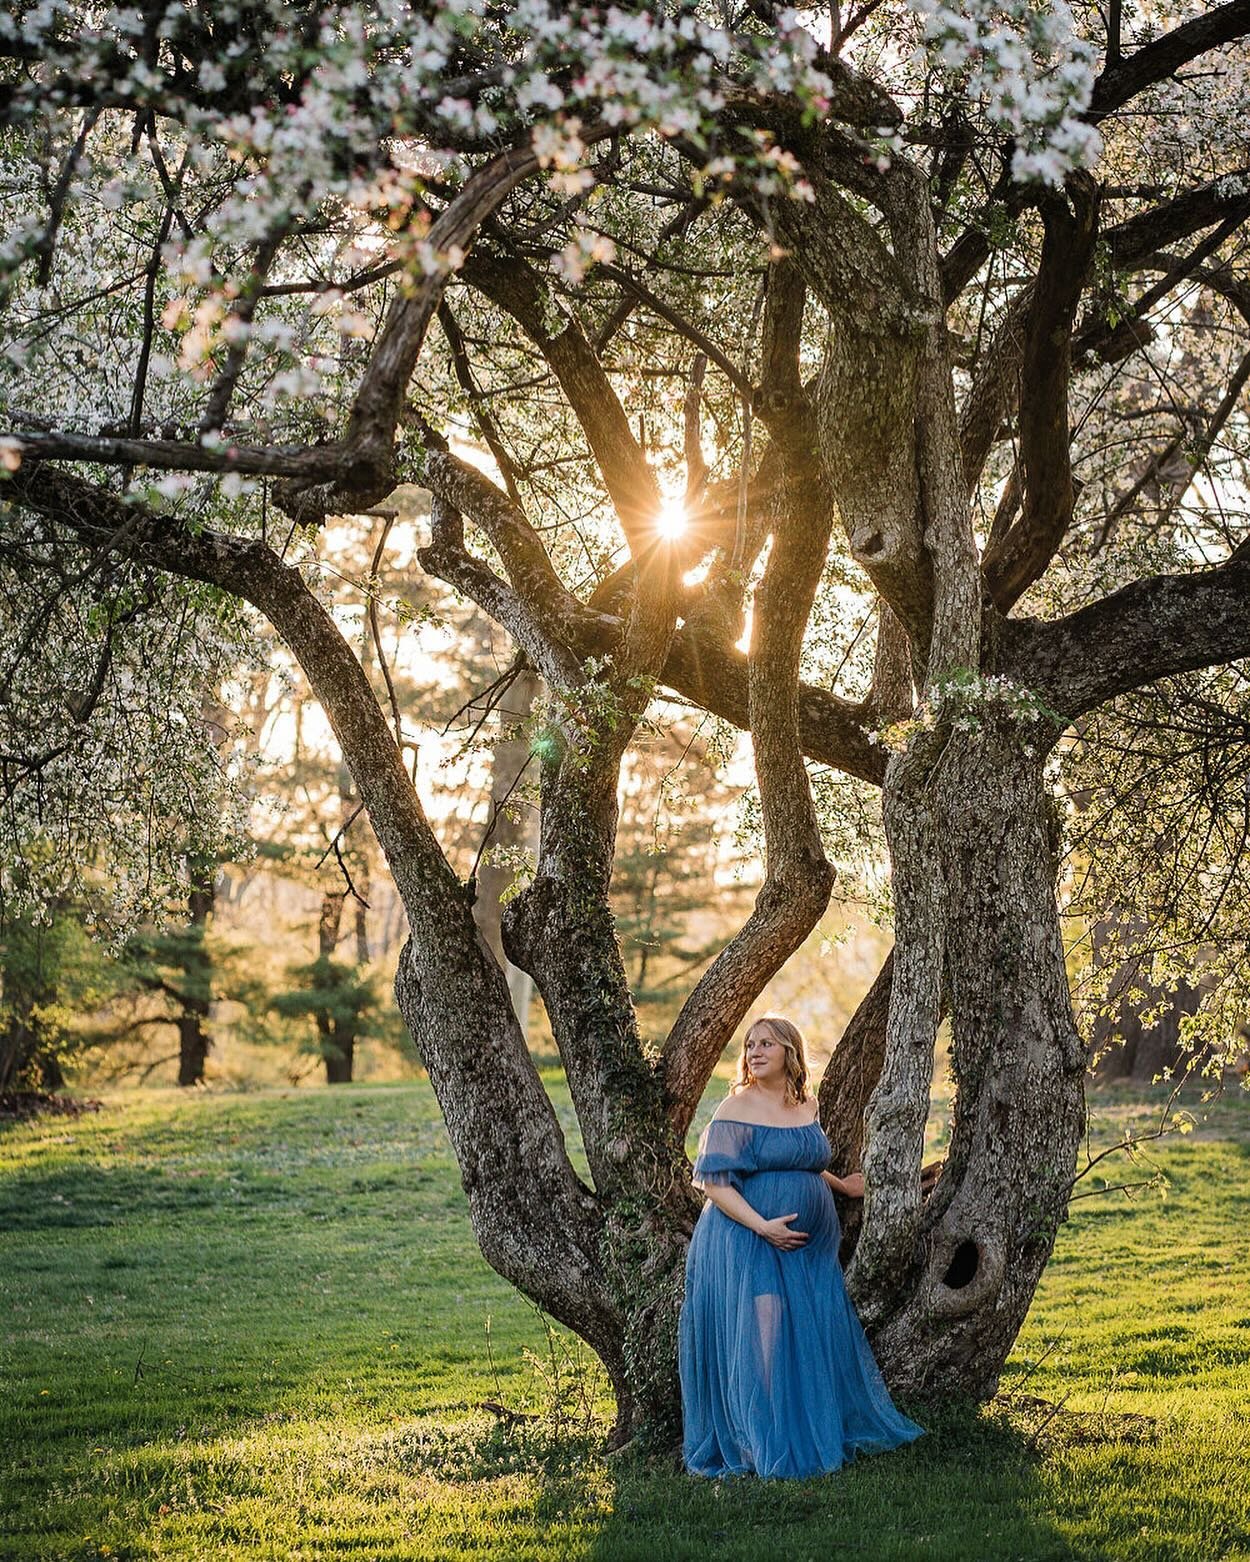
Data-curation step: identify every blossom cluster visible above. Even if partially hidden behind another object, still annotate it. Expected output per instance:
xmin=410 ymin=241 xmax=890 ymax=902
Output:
xmin=909 ymin=0 xmax=1103 ymax=186
xmin=872 ymin=669 xmax=1062 ymax=753
xmin=0 ymin=0 xmax=846 ymax=446
xmin=0 ymin=0 xmax=836 ymax=302
xmin=0 ymin=535 xmax=261 ymax=938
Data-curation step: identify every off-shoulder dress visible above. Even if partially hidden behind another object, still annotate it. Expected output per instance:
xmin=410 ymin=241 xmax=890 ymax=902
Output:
xmin=678 ymin=1114 xmax=925 ymax=1479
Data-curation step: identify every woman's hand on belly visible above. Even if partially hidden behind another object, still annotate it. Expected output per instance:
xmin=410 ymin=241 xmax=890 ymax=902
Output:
xmin=756 ymin=1213 xmax=810 ymax=1250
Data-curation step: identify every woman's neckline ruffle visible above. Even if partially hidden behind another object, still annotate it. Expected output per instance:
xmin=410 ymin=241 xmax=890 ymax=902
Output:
xmin=713 ymin=1117 xmax=824 ymax=1132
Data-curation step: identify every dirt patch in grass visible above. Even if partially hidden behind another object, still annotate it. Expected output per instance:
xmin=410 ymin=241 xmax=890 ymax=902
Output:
xmin=0 ymin=1090 xmax=103 ymax=1121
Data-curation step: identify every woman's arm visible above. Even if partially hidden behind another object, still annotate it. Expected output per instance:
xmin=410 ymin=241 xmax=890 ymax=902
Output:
xmin=698 ymin=1181 xmax=810 ymax=1249
xmin=823 ymin=1164 xmax=942 ymax=1198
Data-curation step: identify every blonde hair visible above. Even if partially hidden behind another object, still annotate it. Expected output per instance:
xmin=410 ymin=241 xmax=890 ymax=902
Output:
xmin=731 ymin=1015 xmax=811 ymax=1106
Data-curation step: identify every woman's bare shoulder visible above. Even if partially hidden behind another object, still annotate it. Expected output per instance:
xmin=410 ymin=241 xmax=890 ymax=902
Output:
xmin=711 ymin=1092 xmax=820 ymax=1127
xmin=710 ymin=1104 xmax=755 ymax=1125
xmin=711 ymin=1087 xmax=760 ymax=1123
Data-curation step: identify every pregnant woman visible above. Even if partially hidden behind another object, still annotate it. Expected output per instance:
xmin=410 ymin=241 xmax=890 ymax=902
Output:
xmin=679 ymin=1014 xmax=926 ymax=1479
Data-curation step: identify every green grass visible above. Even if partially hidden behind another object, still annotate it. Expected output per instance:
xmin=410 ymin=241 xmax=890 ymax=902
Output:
xmin=1 ymin=1073 xmax=1248 ymax=1561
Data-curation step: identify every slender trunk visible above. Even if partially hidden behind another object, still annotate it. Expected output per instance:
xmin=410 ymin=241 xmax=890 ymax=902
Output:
xmin=1089 ymin=911 xmax=1214 ymax=1082
xmin=391 ymin=898 xmax=635 ymax=1438
xmin=176 ymin=1012 xmax=209 ymax=1087
xmin=37 ymin=1050 xmax=65 ymax=1091
xmin=819 ymin=950 xmax=894 ymax=1262
xmin=316 ymin=890 xmax=352 ymax=1085
xmin=177 ymin=869 xmax=215 ymax=1087
xmin=324 ymin=1035 xmax=355 ymax=1084
xmin=0 ymin=1023 xmax=28 ymax=1091
xmin=502 ymin=758 xmax=701 ymax=1450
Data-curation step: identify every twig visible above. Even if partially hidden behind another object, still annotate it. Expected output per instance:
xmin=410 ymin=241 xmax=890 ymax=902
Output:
xmin=366 ymin=513 xmax=405 ymax=747
xmin=1068 ymin=1176 xmax=1164 ymax=1201
xmin=484 ymin=1313 xmax=504 ymax=1404
xmin=468 ymin=753 xmax=536 ymax=887
xmin=332 ymin=833 xmax=370 ymax=910
xmin=998 ymin=1324 xmax=1070 ymax=1402
xmin=1024 ymin=1387 xmax=1077 ymax=1451
xmin=314 ymin=803 xmax=364 ymax=871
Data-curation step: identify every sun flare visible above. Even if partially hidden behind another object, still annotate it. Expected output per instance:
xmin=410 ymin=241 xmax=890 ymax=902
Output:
xmin=656 ymin=497 xmax=688 ymax=540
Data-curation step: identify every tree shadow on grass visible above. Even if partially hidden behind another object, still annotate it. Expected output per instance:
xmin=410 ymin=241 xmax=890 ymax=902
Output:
xmin=383 ymin=1394 xmax=1158 ymax=1562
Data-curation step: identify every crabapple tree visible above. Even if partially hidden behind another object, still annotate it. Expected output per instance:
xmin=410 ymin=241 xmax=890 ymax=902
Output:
xmin=3 ymin=0 xmax=1250 ymax=1449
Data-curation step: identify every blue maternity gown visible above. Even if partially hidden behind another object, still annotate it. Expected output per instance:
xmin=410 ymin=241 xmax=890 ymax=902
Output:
xmin=678 ymin=1115 xmax=925 ymax=1479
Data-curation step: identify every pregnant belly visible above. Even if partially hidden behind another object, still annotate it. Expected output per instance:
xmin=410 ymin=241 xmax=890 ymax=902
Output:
xmin=742 ymin=1169 xmax=839 ymax=1246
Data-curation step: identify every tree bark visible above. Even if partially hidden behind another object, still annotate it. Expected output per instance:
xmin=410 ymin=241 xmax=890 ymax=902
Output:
xmin=850 ymin=715 xmax=1087 ymax=1397
xmin=501 ymin=751 xmax=702 ymax=1452
xmin=177 ymin=866 xmax=215 ymax=1087
xmin=472 ymin=664 xmax=541 ymax=1038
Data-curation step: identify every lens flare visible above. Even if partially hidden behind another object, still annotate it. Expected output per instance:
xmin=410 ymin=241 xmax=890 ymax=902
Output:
xmin=655 ymin=498 xmax=687 ymax=540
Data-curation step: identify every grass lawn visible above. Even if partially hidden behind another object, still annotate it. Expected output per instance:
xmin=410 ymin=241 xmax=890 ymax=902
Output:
xmin=1 ymin=1070 xmax=1248 ymax=1561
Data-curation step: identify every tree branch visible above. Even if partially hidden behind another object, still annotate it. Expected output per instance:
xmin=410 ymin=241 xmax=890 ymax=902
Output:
xmin=417 ymin=493 xmax=586 ymax=692
xmin=662 ymin=265 xmax=836 ymax=1130
xmin=5 ymin=461 xmax=617 ymax=1348
xmin=8 ymin=430 xmax=338 ymax=481
xmin=1002 ymin=548 xmax=1250 ymax=718
xmin=594 ymin=263 xmax=753 ymax=400
xmin=408 ymin=451 xmax=886 ymax=786
xmin=982 ymin=173 xmax=1100 ymax=611
xmin=1104 ymin=170 xmax=1250 ymax=270
xmin=460 ymin=248 xmax=663 ymax=554
xmin=1089 ymin=0 xmax=1250 ymax=121
xmin=958 ymin=174 xmax=1250 ymax=507
xmin=419 ymin=447 xmax=594 ymax=645
xmin=659 ymin=619 xmax=886 ymax=785
xmin=344 ymin=144 xmax=542 ymax=474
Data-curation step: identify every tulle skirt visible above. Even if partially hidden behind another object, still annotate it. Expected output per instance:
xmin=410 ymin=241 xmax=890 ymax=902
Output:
xmin=678 ymin=1168 xmax=926 ymax=1479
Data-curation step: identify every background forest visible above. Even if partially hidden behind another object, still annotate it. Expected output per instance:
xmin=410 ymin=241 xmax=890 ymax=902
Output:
xmin=4 ymin=473 xmax=1243 ymax=1102
xmin=1 ymin=478 xmax=902 ymax=1097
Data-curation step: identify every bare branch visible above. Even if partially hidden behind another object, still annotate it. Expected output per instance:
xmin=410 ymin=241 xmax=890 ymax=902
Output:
xmin=436 ymin=301 xmax=525 ymax=503
xmin=8 ymin=430 xmax=339 ymax=481
xmin=594 ymin=262 xmax=753 ymax=399
xmin=418 ymin=492 xmax=587 ymax=692
xmin=1090 ymin=0 xmax=1250 ymax=121
xmin=419 ymin=447 xmax=602 ymax=649
xmin=460 ymin=247 xmax=663 ymax=554
xmin=199 ymin=225 xmax=290 ymax=434
xmin=982 ymin=173 xmax=1100 ymax=611
xmin=662 ymin=306 xmax=836 ymax=1128
xmin=1003 ymin=547 xmax=1250 ymax=718
xmin=682 ymin=353 xmax=708 ymax=500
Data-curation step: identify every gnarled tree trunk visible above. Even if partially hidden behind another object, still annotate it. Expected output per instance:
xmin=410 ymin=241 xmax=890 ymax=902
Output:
xmin=850 ymin=717 xmax=1087 ymax=1394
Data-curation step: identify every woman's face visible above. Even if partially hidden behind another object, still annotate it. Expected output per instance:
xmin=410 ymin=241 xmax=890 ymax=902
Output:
xmin=746 ymin=1030 xmax=787 ymax=1083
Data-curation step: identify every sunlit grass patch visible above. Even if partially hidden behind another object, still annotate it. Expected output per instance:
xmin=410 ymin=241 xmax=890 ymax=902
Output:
xmin=2 ymin=1075 xmax=1248 ymax=1560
